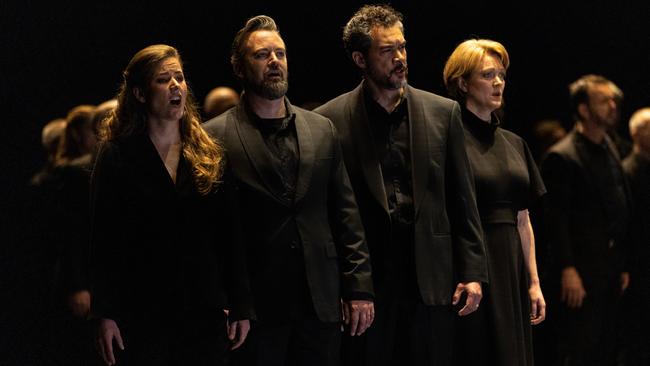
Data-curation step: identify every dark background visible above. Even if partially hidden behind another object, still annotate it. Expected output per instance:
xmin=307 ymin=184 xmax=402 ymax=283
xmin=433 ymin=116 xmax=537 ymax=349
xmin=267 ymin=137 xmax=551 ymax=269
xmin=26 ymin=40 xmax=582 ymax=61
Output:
xmin=0 ymin=0 xmax=648 ymax=362
xmin=2 ymin=1 xmax=650 ymax=260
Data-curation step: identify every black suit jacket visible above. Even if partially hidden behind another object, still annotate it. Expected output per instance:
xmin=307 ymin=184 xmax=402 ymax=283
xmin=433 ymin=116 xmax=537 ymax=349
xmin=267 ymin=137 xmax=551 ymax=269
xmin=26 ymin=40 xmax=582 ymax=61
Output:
xmin=540 ymin=130 xmax=631 ymax=288
xmin=315 ymin=82 xmax=487 ymax=305
xmin=89 ymin=134 xmax=253 ymax=325
xmin=203 ymin=98 xmax=373 ymax=323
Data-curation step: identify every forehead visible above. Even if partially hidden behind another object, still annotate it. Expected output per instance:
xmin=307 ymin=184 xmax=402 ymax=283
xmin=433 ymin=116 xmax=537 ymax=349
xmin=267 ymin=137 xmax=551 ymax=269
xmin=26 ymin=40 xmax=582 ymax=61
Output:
xmin=588 ymin=83 xmax=615 ymax=98
xmin=246 ymin=30 xmax=285 ymax=51
xmin=156 ymin=57 xmax=182 ymax=73
xmin=369 ymin=24 xmax=404 ymax=45
xmin=478 ymin=53 xmax=505 ymax=70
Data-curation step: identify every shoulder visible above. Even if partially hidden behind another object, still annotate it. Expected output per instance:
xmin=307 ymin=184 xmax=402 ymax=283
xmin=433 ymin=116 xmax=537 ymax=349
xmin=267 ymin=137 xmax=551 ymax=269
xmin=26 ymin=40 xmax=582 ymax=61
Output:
xmin=314 ymin=89 xmax=356 ymax=117
xmin=93 ymin=140 xmax=128 ymax=175
xmin=407 ymin=85 xmax=458 ymax=110
xmin=95 ymin=140 xmax=121 ymax=161
xmin=547 ymin=132 xmax=577 ymax=158
xmin=294 ymin=105 xmax=337 ymax=137
xmin=499 ymin=128 xmax=527 ymax=149
xmin=202 ymin=107 xmax=236 ymax=136
xmin=294 ymin=105 xmax=332 ymax=124
xmin=541 ymin=133 xmax=579 ymax=169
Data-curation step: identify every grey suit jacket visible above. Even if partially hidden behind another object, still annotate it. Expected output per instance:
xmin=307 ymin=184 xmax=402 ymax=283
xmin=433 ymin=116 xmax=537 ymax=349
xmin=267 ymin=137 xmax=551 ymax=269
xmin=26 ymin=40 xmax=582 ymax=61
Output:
xmin=315 ymin=82 xmax=487 ymax=305
xmin=203 ymin=97 xmax=373 ymax=322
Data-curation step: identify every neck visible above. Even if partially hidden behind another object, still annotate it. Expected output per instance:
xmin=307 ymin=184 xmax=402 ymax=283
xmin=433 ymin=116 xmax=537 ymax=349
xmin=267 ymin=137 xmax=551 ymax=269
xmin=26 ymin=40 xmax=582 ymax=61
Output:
xmin=576 ymin=120 xmax=607 ymax=144
xmin=365 ymin=78 xmax=404 ymax=113
xmin=147 ymin=117 xmax=181 ymax=146
xmin=633 ymin=144 xmax=650 ymax=159
xmin=465 ymin=102 xmax=492 ymax=122
xmin=246 ymin=92 xmax=286 ymax=119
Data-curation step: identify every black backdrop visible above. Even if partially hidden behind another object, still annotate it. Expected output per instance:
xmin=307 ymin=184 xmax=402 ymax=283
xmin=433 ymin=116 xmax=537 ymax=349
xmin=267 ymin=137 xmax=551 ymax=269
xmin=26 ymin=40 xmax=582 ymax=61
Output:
xmin=2 ymin=0 xmax=650 ymax=242
xmin=1 ymin=0 xmax=649 ymax=363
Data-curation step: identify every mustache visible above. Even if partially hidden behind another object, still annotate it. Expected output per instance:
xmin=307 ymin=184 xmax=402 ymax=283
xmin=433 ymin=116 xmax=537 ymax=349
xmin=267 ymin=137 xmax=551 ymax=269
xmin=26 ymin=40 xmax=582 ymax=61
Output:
xmin=391 ymin=62 xmax=408 ymax=74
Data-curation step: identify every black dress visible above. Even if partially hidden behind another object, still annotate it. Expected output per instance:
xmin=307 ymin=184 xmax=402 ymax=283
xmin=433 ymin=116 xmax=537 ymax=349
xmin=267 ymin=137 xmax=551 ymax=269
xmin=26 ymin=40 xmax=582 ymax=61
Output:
xmin=90 ymin=134 xmax=253 ymax=365
xmin=454 ymin=108 xmax=546 ymax=366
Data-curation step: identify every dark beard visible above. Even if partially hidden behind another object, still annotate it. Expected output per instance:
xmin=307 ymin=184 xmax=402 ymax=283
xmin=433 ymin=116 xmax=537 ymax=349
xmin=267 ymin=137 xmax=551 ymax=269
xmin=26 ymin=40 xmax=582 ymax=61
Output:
xmin=244 ymin=74 xmax=289 ymax=100
xmin=368 ymin=62 xmax=408 ymax=90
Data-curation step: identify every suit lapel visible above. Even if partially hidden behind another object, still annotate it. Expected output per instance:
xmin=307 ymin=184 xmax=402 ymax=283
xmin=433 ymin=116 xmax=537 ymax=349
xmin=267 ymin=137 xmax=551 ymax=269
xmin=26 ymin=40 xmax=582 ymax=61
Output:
xmin=294 ymin=110 xmax=314 ymax=204
xmin=233 ymin=104 xmax=290 ymax=207
xmin=406 ymin=86 xmax=429 ymax=218
xmin=349 ymin=82 xmax=389 ymax=213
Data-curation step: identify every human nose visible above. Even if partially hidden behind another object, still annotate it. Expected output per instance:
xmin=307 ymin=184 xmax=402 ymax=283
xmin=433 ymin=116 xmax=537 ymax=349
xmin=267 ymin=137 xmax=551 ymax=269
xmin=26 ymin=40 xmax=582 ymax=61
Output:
xmin=609 ymin=99 xmax=617 ymax=109
xmin=394 ymin=48 xmax=405 ymax=61
xmin=269 ymin=51 xmax=280 ymax=64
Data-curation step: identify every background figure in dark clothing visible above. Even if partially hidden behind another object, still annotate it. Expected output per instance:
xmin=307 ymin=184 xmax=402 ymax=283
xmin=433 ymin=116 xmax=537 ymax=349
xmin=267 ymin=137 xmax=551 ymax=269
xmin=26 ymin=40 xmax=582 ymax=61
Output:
xmin=540 ymin=74 xmax=631 ymax=366
xmin=30 ymin=118 xmax=66 ymax=186
xmin=532 ymin=119 xmax=567 ymax=164
xmin=54 ymin=104 xmax=97 ymax=318
xmin=621 ymin=107 xmax=650 ymax=365
xmin=443 ymin=38 xmax=546 ymax=366
xmin=36 ymin=104 xmax=100 ymax=365
xmin=6 ymin=105 xmax=103 ymax=366
xmin=90 ymin=44 xmax=253 ymax=366
xmin=315 ymin=5 xmax=487 ymax=366
xmin=204 ymin=15 xmax=374 ymax=366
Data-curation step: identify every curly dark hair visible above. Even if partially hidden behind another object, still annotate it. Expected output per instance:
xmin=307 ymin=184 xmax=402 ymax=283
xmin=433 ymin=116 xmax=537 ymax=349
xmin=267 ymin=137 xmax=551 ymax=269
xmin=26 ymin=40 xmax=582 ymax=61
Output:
xmin=342 ymin=4 xmax=404 ymax=59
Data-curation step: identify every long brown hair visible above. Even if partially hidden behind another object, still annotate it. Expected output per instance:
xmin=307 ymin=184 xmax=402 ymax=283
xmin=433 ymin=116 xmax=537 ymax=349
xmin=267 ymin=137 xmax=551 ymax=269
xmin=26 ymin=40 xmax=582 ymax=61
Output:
xmin=98 ymin=44 xmax=224 ymax=195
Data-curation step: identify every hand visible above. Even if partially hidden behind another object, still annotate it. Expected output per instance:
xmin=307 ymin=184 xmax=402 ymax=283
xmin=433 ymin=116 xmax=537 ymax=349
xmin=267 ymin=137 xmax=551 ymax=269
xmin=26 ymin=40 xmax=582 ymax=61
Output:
xmin=227 ymin=318 xmax=250 ymax=350
xmin=67 ymin=290 xmax=91 ymax=319
xmin=561 ymin=266 xmax=586 ymax=308
xmin=452 ymin=281 xmax=482 ymax=316
xmin=95 ymin=318 xmax=124 ymax=365
xmin=620 ymin=272 xmax=630 ymax=293
xmin=342 ymin=300 xmax=374 ymax=336
xmin=528 ymin=283 xmax=546 ymax=325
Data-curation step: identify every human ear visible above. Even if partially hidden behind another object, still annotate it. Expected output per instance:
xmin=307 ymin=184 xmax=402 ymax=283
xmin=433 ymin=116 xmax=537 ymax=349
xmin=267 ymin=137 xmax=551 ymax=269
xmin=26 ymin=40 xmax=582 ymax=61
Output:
xmin=133 ymin=87 xmax=146 ymax=103
xmin=233 ymin=63 xmax=244 ymax=79
xmin=578 ymin=103 xmax=589 ymax=120
xmin=352 ymin=51 xmax=366 ymax=69
xmin=458 ymin=78 xmax=468 ymax=93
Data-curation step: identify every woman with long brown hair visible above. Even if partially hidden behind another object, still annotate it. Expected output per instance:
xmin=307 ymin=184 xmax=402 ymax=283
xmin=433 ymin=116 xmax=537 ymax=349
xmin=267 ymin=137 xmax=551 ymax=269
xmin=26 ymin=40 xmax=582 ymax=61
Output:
xmin=90 ymin=44 xmax=253 ymax=365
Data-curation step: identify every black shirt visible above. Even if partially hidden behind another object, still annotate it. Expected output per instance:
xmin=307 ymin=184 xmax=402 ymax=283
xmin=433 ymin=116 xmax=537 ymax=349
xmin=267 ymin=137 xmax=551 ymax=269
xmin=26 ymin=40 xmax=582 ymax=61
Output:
xmin=249 ymin=103 xmax=299 ymax=203
xmin=364 ymin=89 xmax=414 ymax=231
xmin=364 ymin=88 xmax=418 ymax=298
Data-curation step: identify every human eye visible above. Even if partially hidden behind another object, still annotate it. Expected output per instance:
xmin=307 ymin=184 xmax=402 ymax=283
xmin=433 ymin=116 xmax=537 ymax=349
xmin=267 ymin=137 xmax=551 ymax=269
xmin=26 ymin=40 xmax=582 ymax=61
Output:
xmin=481 ymin=71 xmax=495 ymax=80
xmin=499 ymin=71 xmax=506 ymax=80
xmin=275 ymin=49 xmax=286 ymax=59
xmin=156 ymin=75 xmax=171 ymax=84
xmin=174 ymin=73 xmax=184 ymax=82
xmin=254 ymin=50 xmax=269 ymax=60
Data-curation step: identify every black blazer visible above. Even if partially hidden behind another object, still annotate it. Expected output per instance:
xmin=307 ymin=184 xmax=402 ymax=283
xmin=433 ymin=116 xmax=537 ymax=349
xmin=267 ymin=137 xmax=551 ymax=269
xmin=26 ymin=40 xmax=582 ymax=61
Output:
xmin=89 ymin=134 xmax=253 ymax=325
xmin=540 ymin=130 xmax=631 ymax=287
xmin=315 ymin=82 xmax=487 ymax=305
xmin=203 ymin=98 xmax=373 ymax=323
